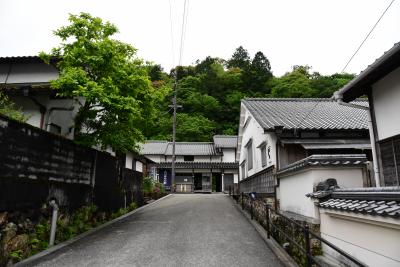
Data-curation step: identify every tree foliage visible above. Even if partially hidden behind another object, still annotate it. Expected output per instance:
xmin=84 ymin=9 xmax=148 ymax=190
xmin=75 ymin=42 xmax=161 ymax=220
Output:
xmin=0 ymin=91 xmax=27 ymax=122
xmin=148 ymin=46 xmax=354 ymax=141
xmin=40 ymin=13 xmax=156 ymax=152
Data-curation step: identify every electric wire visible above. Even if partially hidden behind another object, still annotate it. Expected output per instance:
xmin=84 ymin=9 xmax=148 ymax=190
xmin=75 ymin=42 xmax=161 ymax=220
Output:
xmin=178 ymin=0 xmax=189 ymax=65
xmin=168 ymin=0 xmax=175 ymax=67
xmin=294 ymin=99 xmax=321 ymax=133
xmin=321 ymin=231 xmax=400 ymax=263
xmin=341 ymin=0 xmax=396 ymax=73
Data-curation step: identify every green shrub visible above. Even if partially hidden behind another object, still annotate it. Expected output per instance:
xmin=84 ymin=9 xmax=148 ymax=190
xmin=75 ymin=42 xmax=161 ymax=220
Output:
xmin=142 ymin=176 xmax=155 ymax=194
xmin=153 ymin=182 xmax=165 ymax=194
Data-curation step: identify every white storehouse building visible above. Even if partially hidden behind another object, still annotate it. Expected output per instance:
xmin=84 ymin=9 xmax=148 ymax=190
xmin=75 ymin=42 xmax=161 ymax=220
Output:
xmin=141 ymin=136 xmax=239 ymax=193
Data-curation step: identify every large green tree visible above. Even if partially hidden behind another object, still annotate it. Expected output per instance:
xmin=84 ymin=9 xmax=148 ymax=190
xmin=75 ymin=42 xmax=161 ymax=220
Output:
xmin=40 ymin=13 xmax=156 ymax=152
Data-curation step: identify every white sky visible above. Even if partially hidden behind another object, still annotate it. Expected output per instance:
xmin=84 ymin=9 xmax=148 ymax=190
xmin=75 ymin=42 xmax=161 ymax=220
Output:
xmin=0 ymin=0 xmax=399 ymax=76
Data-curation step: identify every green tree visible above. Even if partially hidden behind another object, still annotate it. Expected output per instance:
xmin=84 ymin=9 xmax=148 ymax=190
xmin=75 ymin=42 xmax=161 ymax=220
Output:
xmin=247 ymin=51 xmax=273 ymax=93
xmin=184 ymin=92 xmax=220 ymax=118
xmin=270 ymin=66 xmax=316 ymax=98
xmin=311 ymin=72 xmax=355 ymax=97
xmin=176 ymin=113 xmax=215 ymax=142
xmin=40 ymin=13 xmax=155 ymax=152
xmin=0 ymin=91 xmax=27 ymax=122
xmin=226 ymin=46 xmax=251 ymax=70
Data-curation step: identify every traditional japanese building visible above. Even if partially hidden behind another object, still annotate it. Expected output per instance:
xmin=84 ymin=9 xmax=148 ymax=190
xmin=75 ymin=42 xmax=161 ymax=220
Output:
xmin=141 ymin=136 xmax=239 ymax=193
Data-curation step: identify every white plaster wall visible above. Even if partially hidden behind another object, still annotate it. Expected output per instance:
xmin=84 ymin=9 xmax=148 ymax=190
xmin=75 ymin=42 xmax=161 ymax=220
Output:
xmin=233 ymin=173 xmax=238 ymax=183
xmin=211 ymin=155 xmax=221 ymax=162
xmin=279 ymin=170 xmax=317 ymax=218
xmin=239 ymin=104 xmax=277 ymax=180
xmin=222 ymin=148 xmax=236 ymax=162
xmin=135 ymin=161 xmax=143 ymax=173
xmin=194 ymin=155 xmax=210 ymax=161
xmin=10 ymin=95 xmax=80 ymax=139
xmin=46 ymin=98 xmax=80 ymax=139
xmin=125 ymin=152 xmax=134 ymax=169
xmin=372 ymin=66 xmax=400 ymax=141
xmin=279 ymin=167 xmax=365 ymax=219
xmin=320 ymin=210 xmax=400 ymax=267
xmin=10 ymin=95 xmax=48 ymax=128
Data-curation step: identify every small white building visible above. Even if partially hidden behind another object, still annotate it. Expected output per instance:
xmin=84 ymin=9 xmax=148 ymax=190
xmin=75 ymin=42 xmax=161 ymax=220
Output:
xmin=141 ymin=135 xmax=239 ymax=193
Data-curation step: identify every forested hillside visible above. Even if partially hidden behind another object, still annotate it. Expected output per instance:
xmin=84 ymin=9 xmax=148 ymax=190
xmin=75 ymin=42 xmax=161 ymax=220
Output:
xmin=145 ymin=46 xmax=355 ymax=141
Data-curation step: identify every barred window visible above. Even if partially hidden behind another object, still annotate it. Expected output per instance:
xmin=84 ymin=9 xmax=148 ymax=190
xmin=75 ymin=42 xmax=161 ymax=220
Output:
xmin=379 ymin=135 xmax=400 ymax=186
xmin=261 ymin=144 xmax=267 ymax=167
xmin=246 ymin=140 xmax=253 ymax=171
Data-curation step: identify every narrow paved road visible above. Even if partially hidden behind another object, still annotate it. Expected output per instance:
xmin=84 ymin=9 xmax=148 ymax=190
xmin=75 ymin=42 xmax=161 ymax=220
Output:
xmin=31 ymin=194 xmax=283 ymax=267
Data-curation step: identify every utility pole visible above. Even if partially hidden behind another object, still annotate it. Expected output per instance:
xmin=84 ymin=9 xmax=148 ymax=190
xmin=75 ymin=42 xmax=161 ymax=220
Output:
xmin=171 ymin=78 xmax=178 ymax=193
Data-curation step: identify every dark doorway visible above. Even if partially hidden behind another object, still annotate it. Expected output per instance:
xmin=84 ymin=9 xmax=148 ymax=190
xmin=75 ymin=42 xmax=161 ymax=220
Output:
xmin=214 ymin=173 xmax=222 ymax=192
xmin=194 ymin=173 xmax=202 ymax=190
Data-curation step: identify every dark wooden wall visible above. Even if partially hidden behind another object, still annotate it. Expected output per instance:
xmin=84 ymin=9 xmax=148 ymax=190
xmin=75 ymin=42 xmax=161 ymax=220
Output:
xmin=0 ymin=115 xmax=143 ymax=212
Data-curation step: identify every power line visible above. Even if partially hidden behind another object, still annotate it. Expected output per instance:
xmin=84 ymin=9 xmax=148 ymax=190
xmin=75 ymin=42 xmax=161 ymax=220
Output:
xmin=178 ymin=0 xmax=189 ymax=65
xmin=168 ymin=0 xmax=175 ymax=66
xmin=321 ymin=231 xmax=400 ymax=263
xmin=341 ymin=0 xmax=396 ymax=73
xmin=294 ymin=100 xmax=321 ymax=132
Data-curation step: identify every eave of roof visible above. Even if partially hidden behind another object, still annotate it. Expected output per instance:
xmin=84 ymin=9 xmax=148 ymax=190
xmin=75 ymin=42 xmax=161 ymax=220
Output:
xmin=151 ymin=161 xmax=238 ymax=169
xmin=0 ymin=56 xmax=59 ymax=64
xmin=335 ymin=42 xmax=400 ymax=102
xmin=277 ymin=154 xmax=367 ymax=177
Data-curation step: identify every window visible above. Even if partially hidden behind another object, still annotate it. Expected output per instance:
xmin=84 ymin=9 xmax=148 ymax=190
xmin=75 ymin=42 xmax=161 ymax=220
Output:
xmin=246 ymin=139 xmax=253 ymax=170
xmin=379 ymin=135 xmax=400 ymax=186
xmin=184 ymin=155 xmax=194 ymax=161
xmin=240 ymin=161 xmax=246 ymax=179
xmin=261 ymin=144 xmax=267 ymax=167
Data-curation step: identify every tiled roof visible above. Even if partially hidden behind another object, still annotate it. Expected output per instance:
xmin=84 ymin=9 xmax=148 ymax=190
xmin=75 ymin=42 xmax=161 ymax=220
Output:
xmin=153 ymin=161 xmax=238 ymax=169
xmin=141 ymin=141 xmax=218 ymax=156
xmin=141 ymin=135 xmax=236 ymax=156
xmin=164 ymin=142 xmax=218 ymax=155
xmin=213 ymin=135 xmax=238 ymax=148
xmin=242 ymin=98 xmax=369 ymax=131
xmin=140 ymin=141 xmax=168 ymax=155
xmin=277 ymin=154 xmax=367 ymax=176
xmin=312 ymin=187 xmax=400 ymax=218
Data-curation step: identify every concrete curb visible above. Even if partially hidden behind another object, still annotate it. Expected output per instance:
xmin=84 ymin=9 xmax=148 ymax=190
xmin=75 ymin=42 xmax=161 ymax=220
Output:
xmin=232 ymin=198 xmax=299 ymax=267
xmin=16 ymin=194 xmax=172 ymax=267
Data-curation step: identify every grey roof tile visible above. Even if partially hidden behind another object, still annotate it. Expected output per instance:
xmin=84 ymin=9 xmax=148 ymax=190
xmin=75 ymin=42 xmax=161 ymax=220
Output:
xmin=164 ymin=142 xmax=217 ymax=156
xmin=213 ymin=135 xmax=238 ymax=148
xmin=278 ymin=154 xmax=367 ymax=176
xmin=140 ymin=141 xmax=168 ymax=155
xmin=242 ymin=98 xmax=369 ymax=131
xmin=312 ymin=186 xmax=400 ymax=218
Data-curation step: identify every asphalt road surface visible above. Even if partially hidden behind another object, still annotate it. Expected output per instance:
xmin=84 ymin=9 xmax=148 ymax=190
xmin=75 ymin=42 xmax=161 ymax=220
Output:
xmin=30 ymin=194 xmax=283 ymax=267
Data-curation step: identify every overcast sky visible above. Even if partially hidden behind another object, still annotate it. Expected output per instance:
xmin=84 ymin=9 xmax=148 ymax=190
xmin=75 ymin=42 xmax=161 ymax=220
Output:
xmin=0 ymin=0 xmax=399 ymax=76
